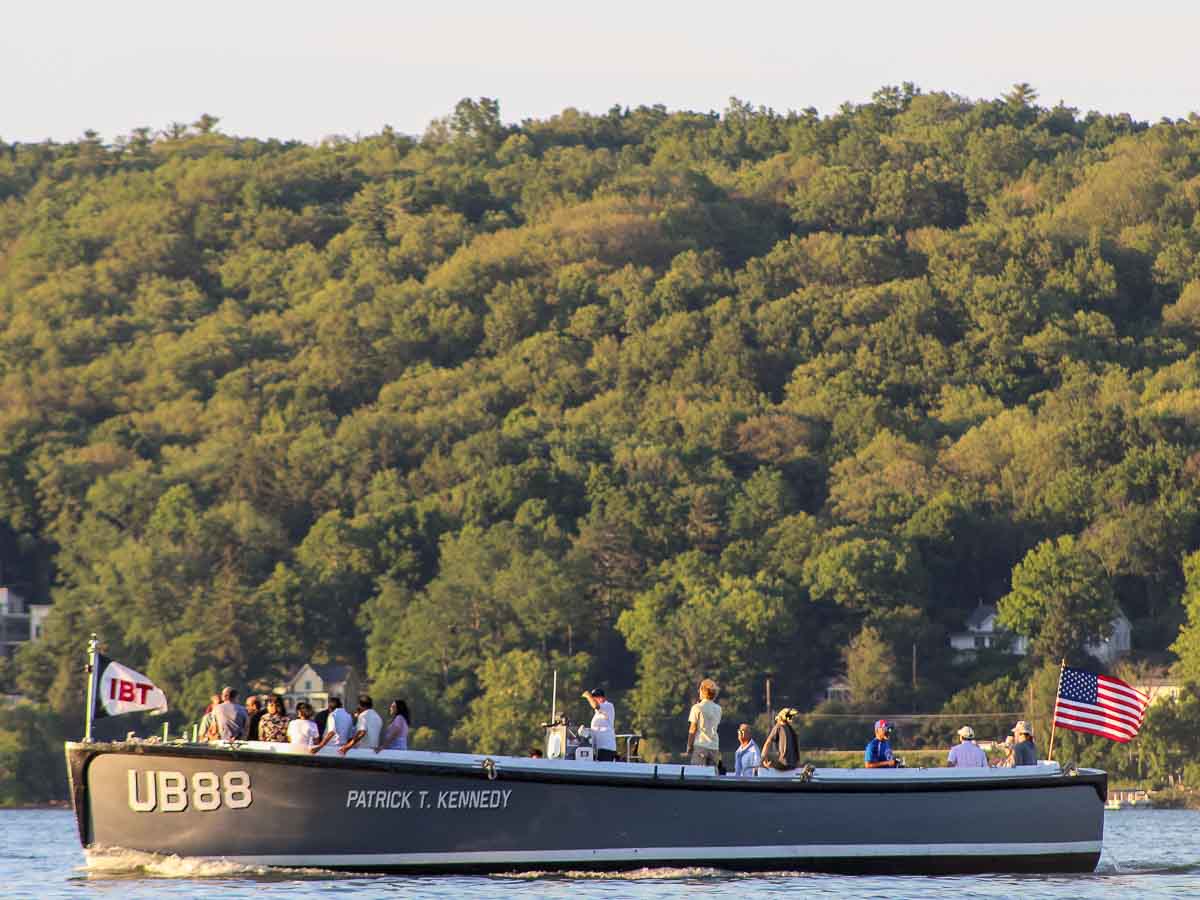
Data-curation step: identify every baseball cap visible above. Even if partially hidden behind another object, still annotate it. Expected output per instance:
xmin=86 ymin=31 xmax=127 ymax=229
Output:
xmin=589 ymin=687 xmax=606 ymax=698
xmin=1011 ymin=720 xmax=1032 ymax=735
xmin=874 ymin=719 xmax=891 ymax=731
xmin=957 ymin=725 xmax=975 ymax=739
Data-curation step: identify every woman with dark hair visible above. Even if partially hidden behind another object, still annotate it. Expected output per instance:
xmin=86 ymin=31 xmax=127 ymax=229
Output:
xmin=259 ymin=695 xmax=290 ymax=743
xmin=376 ymin=699 xmax=411 ymax=751
xmin=287 ymin=701 xmax=320 ymax=751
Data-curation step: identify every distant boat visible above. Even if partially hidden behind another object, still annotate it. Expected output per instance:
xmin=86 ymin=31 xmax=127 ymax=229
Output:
xmin=66 ymin=739 xmax=1107 ymax=875
xmin=1105 ymin=788 xmax=1151 ymax=810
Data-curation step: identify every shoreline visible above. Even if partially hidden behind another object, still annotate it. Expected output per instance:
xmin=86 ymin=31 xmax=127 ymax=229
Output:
xmin=0 ymin=801 xmax=70 ymax=810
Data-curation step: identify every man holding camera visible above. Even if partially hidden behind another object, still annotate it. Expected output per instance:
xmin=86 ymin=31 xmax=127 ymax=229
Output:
xmin=864 ymin=719 xmax=898 ymax=768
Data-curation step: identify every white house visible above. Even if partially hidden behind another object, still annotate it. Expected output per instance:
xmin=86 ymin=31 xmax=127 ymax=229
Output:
xmin=0 ymin=588 xmax=29 ymax=660
xmin=275 ymin=663 xmax=361 ymax=712
xmin=29 ymin=604 xmax=51 ymax=642
xmin=1129 ymin=677 xmax=1182 ymax=706
xmin=820 ymin=675 xmax=852 ymax=704
xmin=949 ymin=604 xmax=1132 ymax=664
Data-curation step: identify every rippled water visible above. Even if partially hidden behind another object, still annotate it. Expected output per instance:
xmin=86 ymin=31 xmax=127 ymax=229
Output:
xmin=3 ymin=808 xmax=1198 ymax=898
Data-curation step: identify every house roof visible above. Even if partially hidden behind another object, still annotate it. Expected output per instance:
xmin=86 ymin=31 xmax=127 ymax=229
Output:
xmin=284 ymin=663 xmax=355 ymax=688
xmin=311 ymin=664 xmax=353 ymax=685
xmin=965 ymin=605 xmax=998 ymax=630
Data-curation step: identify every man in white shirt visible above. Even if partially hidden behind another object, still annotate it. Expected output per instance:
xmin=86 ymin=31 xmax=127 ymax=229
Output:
xmin=947 ymin=725 xmax=989 ymax=768
xmin=687 ymin=678 xmax=722 ymax=767
xmin=339 ymin=694 xmax=384 ymax=754
xmin=310 ymin=696 xmax=354 ymax=753
xmin=582 ymin=687 xmax=618 ymax=761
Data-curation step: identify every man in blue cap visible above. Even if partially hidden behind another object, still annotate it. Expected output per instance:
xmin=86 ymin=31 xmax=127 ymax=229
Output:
xmin=865 ymin=719 xmax=897 ymax=768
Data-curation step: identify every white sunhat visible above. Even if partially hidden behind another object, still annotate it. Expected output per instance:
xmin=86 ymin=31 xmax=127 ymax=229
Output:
xmin=957 ymin=725 xmax=975 ymax=740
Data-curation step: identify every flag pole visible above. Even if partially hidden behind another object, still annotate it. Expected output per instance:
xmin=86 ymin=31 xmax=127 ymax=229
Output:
xmin=1046 ymin=658 xmax=1066 ymax=762
xmin=84 ymin=634 xmax=99 ymax=743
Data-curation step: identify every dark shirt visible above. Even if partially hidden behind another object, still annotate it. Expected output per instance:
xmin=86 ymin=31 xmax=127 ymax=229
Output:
xmin=247 ymin=709 xmax=265 ymax=741
xmin=761 ymin=722 xmax=799 ymax=770
xmin=1013 ymin=739 xmax=1037 ymax=766
xmin=314 ymin=708 xmax=330 ymax=736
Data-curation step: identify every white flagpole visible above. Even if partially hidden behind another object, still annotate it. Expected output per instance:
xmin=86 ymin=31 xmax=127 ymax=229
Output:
xmin=84 ymin=634 xmax=100 ymax=742
xmin=551 ymin=669 xmax=558 ymax=723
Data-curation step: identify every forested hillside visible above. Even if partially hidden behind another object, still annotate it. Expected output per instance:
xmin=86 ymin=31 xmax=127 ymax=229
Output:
xmin=5 ymin=86 xmax=1200 ymax=781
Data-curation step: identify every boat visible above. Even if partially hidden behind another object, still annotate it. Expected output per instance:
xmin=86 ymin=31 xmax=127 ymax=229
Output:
xmin=65 ymin=738 xmax=1107 ymax=875
xmin=1105 ymin=788 xmax=1152 ymax=810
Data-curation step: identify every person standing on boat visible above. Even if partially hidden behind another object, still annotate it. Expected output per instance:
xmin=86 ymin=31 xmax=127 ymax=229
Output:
xmin=288 ymin=701 xmax=320 ymax=751
xmin=258 ymin=694 xmax=290 ymax=743
xmin=734 ymin=723 xmax=760 ymax=776
xmin=582 ymin=688 xmax=618 ymax=761
xmin=1010 ymin=721 xmax=1037 ymax=765
xmin=760 ymin=708 xmax=799 ymax=771
xmin=864 ymin=719 xmax=897 ymax=768
xmin=686 ymin=678 xmax=722 ymax=767
xmin=198 ymin=693 xmax=221 ymax=741
xmin=339 ymin=694 xmax=384 ymax=754
xmin=310 ymin=696 xmax=354 ymax=753
xmin=245 ymin=695 xmax=265 ymax=741
xmin=212 ymin=687 xmax=249 ymax=741
xmin=947 ymin=725 xmax=989 ymax=767
xmin=376 ymin=699 xmax=411 ymax=751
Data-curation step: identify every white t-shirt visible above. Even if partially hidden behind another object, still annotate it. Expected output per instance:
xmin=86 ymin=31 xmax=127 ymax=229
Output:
xmin=590 ymin=700 xmax=617 ymax=752
xmin=287 ymin=718 xmax=319 ymax=750
xmin=355 ymin=708 xmax=384 ymax=749
xmin=689 ymin=699 xmax=721 ymax=750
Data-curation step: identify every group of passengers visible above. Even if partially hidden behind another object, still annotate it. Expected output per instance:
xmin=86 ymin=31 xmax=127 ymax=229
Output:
xmin=665 ymin=678 xmax=1043 ymax=775
xmin=198 ymin=687 xmax=411 ymax=754
xmin=870 ymin=717 xmax=1039 ymax=769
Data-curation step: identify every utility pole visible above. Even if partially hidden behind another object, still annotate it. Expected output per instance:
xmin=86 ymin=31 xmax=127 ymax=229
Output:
xmin=765 ymin=677 xmax=773 ymax=724
xmin=911 ymin=642 xmax=918 ymax=713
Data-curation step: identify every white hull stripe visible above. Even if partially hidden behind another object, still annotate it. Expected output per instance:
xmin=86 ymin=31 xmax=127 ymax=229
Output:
xmin=219 ymin=841 xmax=1102 ymax=867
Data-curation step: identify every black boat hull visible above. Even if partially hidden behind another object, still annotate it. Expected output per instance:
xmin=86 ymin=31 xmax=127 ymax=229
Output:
xmin=66 ymin=741 xmax=1105 ymax=875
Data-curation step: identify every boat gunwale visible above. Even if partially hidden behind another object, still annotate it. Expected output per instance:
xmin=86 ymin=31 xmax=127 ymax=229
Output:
xmin=66 ymin=740 xmax=1107 ymax=799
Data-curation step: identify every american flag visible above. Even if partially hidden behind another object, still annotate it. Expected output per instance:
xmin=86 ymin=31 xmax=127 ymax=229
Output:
xmin=1053 ymin=666 xmax=1150 ymax=743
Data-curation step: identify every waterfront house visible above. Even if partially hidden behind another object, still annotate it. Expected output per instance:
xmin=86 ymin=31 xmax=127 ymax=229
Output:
xmin=276 ymin=663 xmax=361 ymax=711
xmin=949 ymin=603 xmax=1132 ymax=664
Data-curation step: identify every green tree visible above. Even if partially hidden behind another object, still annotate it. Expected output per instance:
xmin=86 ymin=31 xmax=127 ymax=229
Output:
xmin=452 ymin=649 xmax=591 ymax=755
xmin=843 ymin=625 xmax=898 ymax=707
xmin=997 ymin=536 xmax=1116 ymax=663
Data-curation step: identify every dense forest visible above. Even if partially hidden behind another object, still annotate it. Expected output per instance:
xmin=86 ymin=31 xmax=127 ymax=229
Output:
xmin=5 ymin=85 xmax=1200 ymax=799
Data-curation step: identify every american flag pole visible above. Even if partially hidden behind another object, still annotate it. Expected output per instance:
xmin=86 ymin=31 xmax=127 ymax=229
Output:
xmin=1046 ymin=658 xmax=1066 ymax=762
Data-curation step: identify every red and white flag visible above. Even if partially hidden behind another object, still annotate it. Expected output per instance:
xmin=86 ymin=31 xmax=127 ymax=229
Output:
xmin=95 ymin=655 xmax=169 ymax=718
xmin=1053 ymin=666 xmax=1149 ymax=743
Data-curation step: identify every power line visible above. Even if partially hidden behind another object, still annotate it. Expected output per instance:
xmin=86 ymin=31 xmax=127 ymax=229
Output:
xmin=801 ymin=712 xmax=1027 ymax=720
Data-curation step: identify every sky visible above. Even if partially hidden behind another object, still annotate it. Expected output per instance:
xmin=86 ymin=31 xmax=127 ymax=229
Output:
xmin=4 ymin=1 xmax=1199 ymax=144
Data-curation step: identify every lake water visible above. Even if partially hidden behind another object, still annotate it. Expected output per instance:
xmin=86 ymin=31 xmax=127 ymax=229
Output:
xmin=2 ymin=808 xmax=1197 ymax=898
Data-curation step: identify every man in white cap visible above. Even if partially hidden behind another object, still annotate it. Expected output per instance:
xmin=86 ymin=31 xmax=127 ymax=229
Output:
xmin=1011 ymin=721 xmax=1037 ymax=766
xmin=947 ymin=725 xmax=988 ymax=768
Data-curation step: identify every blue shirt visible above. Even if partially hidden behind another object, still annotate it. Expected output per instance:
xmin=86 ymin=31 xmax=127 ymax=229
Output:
xmin=734 ymin=739 xmax=760 ymax=776
xmin=865 ymin=738 xmax=894 ymax=765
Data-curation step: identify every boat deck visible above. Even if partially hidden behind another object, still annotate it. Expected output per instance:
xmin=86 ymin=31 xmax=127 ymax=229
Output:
xmin=103 ymin=739 xmax=1084 ymax=786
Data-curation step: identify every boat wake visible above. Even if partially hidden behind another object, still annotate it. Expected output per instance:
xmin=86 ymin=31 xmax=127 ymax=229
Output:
xmin=81 ymin=847 xmax=335 ymax=880
xmin=497 ymin=866 xmax=813 ymax=881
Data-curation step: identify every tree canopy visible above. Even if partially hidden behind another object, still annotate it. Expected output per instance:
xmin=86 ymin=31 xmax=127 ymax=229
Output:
xmin=3 ymin=91 xmax=1200 ymax=790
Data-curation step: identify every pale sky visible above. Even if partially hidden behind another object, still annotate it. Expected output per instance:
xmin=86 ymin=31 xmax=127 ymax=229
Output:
xmin=4 ymin=1 xmax=1198 ymax=144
